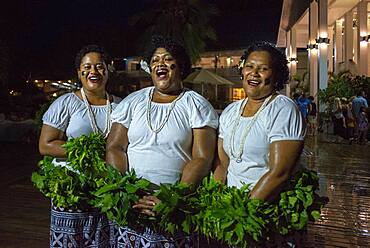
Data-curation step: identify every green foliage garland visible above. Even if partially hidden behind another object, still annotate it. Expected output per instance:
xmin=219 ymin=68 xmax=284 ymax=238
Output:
xmin=153 ymin=170 xmax=328 ymax=248
xmin=31 ymin=133 xmax=109 ymax=209
xmin=32 ymin=134 xmax=328 ymax=247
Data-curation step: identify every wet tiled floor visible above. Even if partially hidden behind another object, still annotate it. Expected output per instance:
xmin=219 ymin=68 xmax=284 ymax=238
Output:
xmin=0 ymin=134 xmax=369 ymax=247
xmin=303 ymin=135 xmax=370 ymax=247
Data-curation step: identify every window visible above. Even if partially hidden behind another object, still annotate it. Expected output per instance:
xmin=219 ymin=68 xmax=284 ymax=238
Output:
xmin=232 ymin=88 xmax=245 ymax=101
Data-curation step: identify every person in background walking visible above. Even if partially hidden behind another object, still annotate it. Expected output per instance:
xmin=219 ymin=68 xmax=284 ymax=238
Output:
xmin=307 ymin=96 xmax=317 ymax=136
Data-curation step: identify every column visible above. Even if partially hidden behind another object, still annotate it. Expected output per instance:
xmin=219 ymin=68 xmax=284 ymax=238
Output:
xmin=328 ymin=26 xmax=334 ymax=73
xmin=318 ymin=0 xmax=328 ymax=96
xmin=286 ymin=30 xmax=292 ymax=97
xmin=334 ymin=19 xmax=344 ymax=72
xmin=309 ymin=0 xmax=319 ymax=98
xmin=344 ymin=11 xmax=354 ymax=69
xmin=357 ymin=0 xmax=368 ymax=75
xmin=286 ymin=27 xmax=298 ymax=97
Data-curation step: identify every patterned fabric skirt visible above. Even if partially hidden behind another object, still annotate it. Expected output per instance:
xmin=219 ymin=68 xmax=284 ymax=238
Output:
xmin=50 ymin=204 xmax=115 ymax=248
xmin=114 ymin=226 xmax=197 ymax=248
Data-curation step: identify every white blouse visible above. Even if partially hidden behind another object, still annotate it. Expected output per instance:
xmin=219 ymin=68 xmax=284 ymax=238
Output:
xmin=111 ymin=86 xmax=219 ymax=185
xmin=43 ymin=92 xmax=121 ymax=139
xmin=219 ymin=95 xmax=306 ymax=189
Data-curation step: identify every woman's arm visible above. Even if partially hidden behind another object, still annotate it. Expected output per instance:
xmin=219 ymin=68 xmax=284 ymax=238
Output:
xmin=38 ymin=124 xmax=67 ymax=157
xmin=180 ymin=126 xmax=216 ymax=185
xmin=106 ymin=123 xmax=129 ymax=174
xmin=213 ymin=138 xmax=230 ymax=184
xmin=250 ymin=140 xmax=303 ymax=201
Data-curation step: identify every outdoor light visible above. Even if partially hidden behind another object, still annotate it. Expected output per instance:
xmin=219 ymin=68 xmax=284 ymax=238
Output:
xmin=288 ymin=57 xmax=298 ymax=63
xmin=306 ymin=44 xmax=318 ymax=50
xmin=360 ymin=36 xmax=368 ymax=42
xmin=315 ymin=37 xmax=330 ymax=44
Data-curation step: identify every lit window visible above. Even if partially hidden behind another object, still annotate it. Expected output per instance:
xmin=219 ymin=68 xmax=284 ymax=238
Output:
xmin=232 ymin=88 xmax=245 ymax=101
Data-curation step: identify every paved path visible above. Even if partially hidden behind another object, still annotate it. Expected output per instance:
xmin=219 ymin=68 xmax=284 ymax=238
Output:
xmin=0 ymin=134 xmax=369 ymax=247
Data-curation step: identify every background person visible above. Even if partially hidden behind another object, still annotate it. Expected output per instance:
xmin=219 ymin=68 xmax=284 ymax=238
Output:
xmin=38 ymin=45 xmax=121 ymax=248
xmin=307 ymin=95 xmax=317 ymax=136
xmin=352 ymin=90 xmax=368 ymax=140
xmin=357 ymin=106 xmax=369 ymax=145
xmin=297 ymin=92 xmax=310 ymax=121
xmin=106 ymin=36 xmax=218 ymax=247
xmin=332 ymin=97 xmax=346 ymax=143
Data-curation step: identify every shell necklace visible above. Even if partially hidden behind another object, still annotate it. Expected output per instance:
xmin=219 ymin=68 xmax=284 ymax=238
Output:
xmin=81 ymin=88 xmax=112 ymax=138
xmin=228 ymin=94 xmax=273 ymax=163
xmin=146 ymin=87 xmax=185 ymax=133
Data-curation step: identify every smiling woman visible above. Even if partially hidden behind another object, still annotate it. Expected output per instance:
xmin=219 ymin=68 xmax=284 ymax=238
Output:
xmin=38 ymin=44 xmax=121 ymax=248
xmin=106 ymin=36 xmax=218 ymax=247
xmin=214 ymin=41 xmax=305 ymax=199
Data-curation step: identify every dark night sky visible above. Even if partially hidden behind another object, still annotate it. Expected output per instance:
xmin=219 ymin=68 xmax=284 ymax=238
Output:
xmin=0 ymin=0 xmax=282 ymax=81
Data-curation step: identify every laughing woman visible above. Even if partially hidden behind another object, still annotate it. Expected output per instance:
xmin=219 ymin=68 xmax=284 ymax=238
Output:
xmin=214 ymin=42 xmax=305 ymax=201
xmin=106 ymin=36 xmax=218 ymax=247
xmin=39 ymin=45 xmax=121 ymax=248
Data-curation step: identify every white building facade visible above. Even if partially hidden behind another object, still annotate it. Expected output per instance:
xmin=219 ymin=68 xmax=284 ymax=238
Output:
xmin=277 ymin=0 xmax=370 ymax=98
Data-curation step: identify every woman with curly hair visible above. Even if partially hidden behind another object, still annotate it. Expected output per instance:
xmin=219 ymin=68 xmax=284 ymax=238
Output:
xmin=39 ymin=44 xmax=121 ymax=247
xmin=106 ymin=36 xmax=218 ymax=247
xmin=214 ymin=41 xmax=305 ymax=200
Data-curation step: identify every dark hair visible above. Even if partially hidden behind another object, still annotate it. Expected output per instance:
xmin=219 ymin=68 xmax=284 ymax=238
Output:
xmin=144 ymin=36 xmax=191 ymax=80
xmin=74 ymin=44 xmax=111 ymax=70
xmin=240 ymin=41 xmax=289 ymax=91
xmin=292 ymin=93 xmax=299 ymax=99
xmin=356 ymin=89 xmax=364 ymax=96
xmin=308 ymin=96 xmax=314 ymax=101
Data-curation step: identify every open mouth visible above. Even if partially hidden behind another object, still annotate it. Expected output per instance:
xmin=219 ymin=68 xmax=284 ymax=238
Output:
xmin=247 ymin=79 xmax=261 ymax=87
xmin=88 ymin=75 xmax=101 ymax=83
xmin=156 ymin=68 xmax=169 ymax=80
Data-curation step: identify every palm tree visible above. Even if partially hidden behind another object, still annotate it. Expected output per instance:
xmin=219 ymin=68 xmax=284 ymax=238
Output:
xmin=130 ymin=0 xmax=218 ymax=63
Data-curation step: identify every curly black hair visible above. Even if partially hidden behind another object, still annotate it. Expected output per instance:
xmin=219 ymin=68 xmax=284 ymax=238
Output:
xmin=144 ymin=36 xmax=191 ymax=80
xmin=240 ymin=42 xmax=289 ymax=91
xmin=74 ymin=44 xmax=111 ymax=70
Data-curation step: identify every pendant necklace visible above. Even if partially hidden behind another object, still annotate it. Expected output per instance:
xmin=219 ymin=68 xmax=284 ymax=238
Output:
xmin=146 ymin=87 xmax=185 ymax=133
xmin=81 ymin=88 xmax=112 ymax=138
xmin=228 ymin=94 xmax=273 ymax=163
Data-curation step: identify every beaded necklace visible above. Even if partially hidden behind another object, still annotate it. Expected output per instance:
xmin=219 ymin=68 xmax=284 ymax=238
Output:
xmin=80 ymin=88 xmax=112 ymax=138
xmin=228 ymin=94 xmax=273 ymax=163
xmin=146 ymin=87 xmax=185 ymax=133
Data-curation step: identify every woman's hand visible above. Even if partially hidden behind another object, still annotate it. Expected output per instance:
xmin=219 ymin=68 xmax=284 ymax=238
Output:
xmin=133 ymin=195 xmax=161 ymax=216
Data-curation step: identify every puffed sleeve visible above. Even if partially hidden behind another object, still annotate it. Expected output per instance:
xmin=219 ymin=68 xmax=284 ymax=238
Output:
xmin=189 ymin=93 xmax=219 ymax=129
xmin=111 ymin=91 xmax=139 ymax=129
xmin=267 ymin=96 xmax=306 ymax=142
xmin=42 ymin=94 xmax=72 ymax=132
xmin=218 ymin=101 xmax=237 ymax=139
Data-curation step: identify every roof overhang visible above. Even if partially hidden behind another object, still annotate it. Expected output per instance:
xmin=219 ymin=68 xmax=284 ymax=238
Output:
xmin=277 ymin=0 xmax=362 ymax=48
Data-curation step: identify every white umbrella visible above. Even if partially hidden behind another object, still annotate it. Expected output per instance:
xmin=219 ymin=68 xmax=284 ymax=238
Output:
xmin=183 ymin=69 xmax=234 ymax=99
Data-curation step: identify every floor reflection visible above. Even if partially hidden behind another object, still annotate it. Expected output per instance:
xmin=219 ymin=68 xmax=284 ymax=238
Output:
xmin=303 ymin=134 xmax=370 ymax=247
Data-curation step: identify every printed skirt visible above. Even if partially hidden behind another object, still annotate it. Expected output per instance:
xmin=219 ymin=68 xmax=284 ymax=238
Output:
xmin=115 ymin=226 xmax=196 ymax=248
xmin=50 ymin=204 xmax=115 ymax=248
